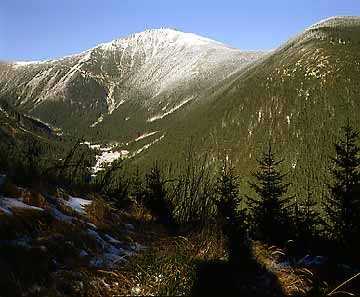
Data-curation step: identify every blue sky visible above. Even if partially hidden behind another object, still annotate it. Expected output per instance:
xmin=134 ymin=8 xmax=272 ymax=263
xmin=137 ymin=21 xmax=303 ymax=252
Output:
xmin=1 ymin=0 xmax=359 ymax=61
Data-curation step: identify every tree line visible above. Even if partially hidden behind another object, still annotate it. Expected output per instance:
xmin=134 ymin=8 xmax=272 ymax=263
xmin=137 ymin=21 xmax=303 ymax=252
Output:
xmin=1 ymin=114 xmax=359 ymax=266
xmin=105 ymin=120 xmax=360 ymax=266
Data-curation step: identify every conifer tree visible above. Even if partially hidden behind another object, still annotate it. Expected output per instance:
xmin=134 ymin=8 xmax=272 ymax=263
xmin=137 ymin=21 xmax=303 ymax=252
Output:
xmin=324 ymin=121 xmax=360 ymax=247
xmin=292 ymin=178 xmax=320 ymax=250
xmin=214 ymin=157 xmax=245 ymax=263
xmin=131 ymin=166 xmax=145 ymax=203
xmin=215 ymin=157 xmax=241 ymax=228
xmin=144 ymin=163 xmax=173 ymax=227
xmin=247 ymin=144 xmax=293 ymax=244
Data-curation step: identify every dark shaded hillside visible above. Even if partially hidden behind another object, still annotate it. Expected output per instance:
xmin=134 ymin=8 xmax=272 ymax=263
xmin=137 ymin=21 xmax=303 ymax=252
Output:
xmin=0 ymin=100 xmax=95 ymax=185
xmin=135 ymin=17 xmax=360 ymax=201
xmin=0 ymin=100 xmax=55 ymax=137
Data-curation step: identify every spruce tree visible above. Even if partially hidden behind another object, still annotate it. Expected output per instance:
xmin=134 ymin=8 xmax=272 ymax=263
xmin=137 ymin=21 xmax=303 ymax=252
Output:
xmin=215 ymin=157 xmax=240 ymax=225
xmin=144 ymin=163 xmax=173 ymax=227
xmin=131 ymin=166 xmax=145 ymax=203
xmin=247 ymin=144 xmax=293 ymax=244
xmin=292 ymin=178 xmax=320 ymax=251
xmin=214 ymin=157 xmax=245 ymax=263
xmin=324 ymin=121 xmax=360 ymax=248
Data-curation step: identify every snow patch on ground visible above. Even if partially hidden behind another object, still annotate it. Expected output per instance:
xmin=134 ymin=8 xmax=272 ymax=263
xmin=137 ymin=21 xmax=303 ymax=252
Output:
xmin=0 ymin=197 xmax=44 ymax=214
xmin=92 ymin=151 xmax=123 ymax=173
xmin=87 ymin=228 xmax=134 ymax=269
xmin=61 ymin=196 xmax=93 ymax=215
xmin=0 ymin=206 xmax=12 ymax=215
xmin=0 ymin=181 xmax=144 ymax=271
xmin=81 ymin=141 xmax=129 ymax=174
xmin=50 ymin=207 xmax=77 ymax=222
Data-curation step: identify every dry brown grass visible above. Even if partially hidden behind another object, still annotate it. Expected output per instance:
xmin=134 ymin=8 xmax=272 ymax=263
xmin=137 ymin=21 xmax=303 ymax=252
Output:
xmin=252 ymin=241 xmax=315 ymax=296
xmin=1 ymin=180 xmax=22 ymax=197
xmin=103 ymin=220 xmax=226 ymax=296
xmin=327 ymin=272 xmax=360 ymax=296
xmin=8 ymin=180 xmax=358 ymax=296
xmin=85 ymin=193 xmax=113 ymax=226
xmin=22 ymin=191 xmax=51 ymax=209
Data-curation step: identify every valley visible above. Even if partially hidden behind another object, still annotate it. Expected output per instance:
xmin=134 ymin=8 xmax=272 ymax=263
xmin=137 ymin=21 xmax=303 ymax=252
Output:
xmin=1 ymin=16 xmax=360 ymax=297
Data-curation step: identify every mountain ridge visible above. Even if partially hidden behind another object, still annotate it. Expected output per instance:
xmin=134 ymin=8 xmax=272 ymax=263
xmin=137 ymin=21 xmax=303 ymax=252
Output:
xmin=1 ymin=17 xmax=360 ymax=195
xmin=4 ymin=28 xmax=250 ymax=65
xmin=0 ymin=28 xmax=266 ymax=143
xmin=131 ymin=16 xmax=360 ymax=201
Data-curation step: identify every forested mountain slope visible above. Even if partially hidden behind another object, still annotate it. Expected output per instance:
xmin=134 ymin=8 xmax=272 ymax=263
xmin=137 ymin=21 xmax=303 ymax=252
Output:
xmin=135 ymin=16 xmax=360 ymax=200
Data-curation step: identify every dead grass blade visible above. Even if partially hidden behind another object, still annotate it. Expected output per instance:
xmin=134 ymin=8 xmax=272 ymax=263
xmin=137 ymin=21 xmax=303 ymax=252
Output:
xmin=327 ymin=272 xmax=360 ymax=296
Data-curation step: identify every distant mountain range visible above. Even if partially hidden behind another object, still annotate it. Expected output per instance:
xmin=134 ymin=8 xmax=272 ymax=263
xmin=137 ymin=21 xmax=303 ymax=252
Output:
xmin=0 ymin=29 xmax=265 ymax=142
xmin=1 ymin=16 xmax=360 ymax=199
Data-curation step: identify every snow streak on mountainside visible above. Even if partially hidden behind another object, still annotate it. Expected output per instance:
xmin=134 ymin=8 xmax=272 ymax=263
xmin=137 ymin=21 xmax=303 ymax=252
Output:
xmin=133 ymin=16 xmax=360 ymax=202
xmin=1 ymin=17 xmax=360 ymax=195
xmin=0 ymin=29 xmax=266 ymax=146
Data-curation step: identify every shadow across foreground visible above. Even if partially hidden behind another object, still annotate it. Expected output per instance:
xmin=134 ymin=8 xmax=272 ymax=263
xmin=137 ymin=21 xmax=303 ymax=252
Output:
xmin=191 ymin=239 xmax=285 ymax=297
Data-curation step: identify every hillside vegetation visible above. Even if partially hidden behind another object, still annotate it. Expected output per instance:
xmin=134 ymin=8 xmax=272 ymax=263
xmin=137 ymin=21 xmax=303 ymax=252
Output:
xmin=1 ymin=16 xmax=360 ymax=296
xmin=137 ymin=16 xmax=360 ymax=202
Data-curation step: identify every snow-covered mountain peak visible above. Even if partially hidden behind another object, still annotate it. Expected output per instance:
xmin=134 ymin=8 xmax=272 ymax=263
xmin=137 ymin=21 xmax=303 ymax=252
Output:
xmin=8 ymin=28 xmax=241 ymax=71
xmin=96 ymin=28 xmax=233 ymax=53
xmin=136 ymin=28 xmax=226 ymax=47
xmin=0 ymin=28 xmax=267 ymax=143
